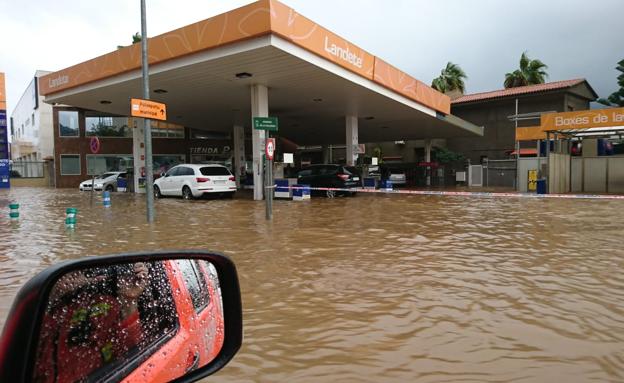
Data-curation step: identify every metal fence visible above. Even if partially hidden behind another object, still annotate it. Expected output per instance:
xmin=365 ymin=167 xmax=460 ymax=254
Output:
xmin=10 ymin=161 xmax=46 ymax=178
xmin=483 ymin=159 xmax=517 ymax=188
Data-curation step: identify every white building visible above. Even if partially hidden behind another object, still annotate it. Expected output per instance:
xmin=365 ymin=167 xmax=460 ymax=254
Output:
xmin=10 ymin=70 xmax=53 ymax=161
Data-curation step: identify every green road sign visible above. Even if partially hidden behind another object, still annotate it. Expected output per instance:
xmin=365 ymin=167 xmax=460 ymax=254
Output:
xmin=253 ymin=117 xmax=278 ymax=131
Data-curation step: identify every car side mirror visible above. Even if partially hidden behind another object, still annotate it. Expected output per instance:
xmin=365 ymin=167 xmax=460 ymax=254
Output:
xmin=0 ymin=251 xmax=242 ymax=383
xmin=161 ymin=172 xmax=167 ymax=178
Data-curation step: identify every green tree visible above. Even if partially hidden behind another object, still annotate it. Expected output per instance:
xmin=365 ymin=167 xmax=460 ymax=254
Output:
xmin=597 ymin=59 xmax=624 ymax=107
xmin=117 ymin=33 xmax=142 ymax=49
xmin=504 ymin=52 xmax=548 ymax=88
xmin=434 ymin=147 xmax=464 ymax=164
xmin=372 ymin=146 xmax=383 ymax=163
xmin=431 ymin=62 xmax=468 ymax=94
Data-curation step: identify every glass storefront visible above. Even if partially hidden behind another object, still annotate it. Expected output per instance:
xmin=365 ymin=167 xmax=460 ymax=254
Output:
xmin=85 ymin=154 xmax=185 ymax=175
xmin=153 ymin=155 xmax=185 ymax=174
xmin=86 ymin=155 xmax=134 ymax=175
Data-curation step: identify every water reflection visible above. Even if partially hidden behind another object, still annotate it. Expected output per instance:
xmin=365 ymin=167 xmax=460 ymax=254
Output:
xmin=1 ymin=188 xmax=624 ymax=382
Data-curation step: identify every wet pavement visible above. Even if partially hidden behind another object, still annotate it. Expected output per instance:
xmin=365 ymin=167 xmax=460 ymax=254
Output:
xmin=1 ymin=187 xmax=623 ymax=382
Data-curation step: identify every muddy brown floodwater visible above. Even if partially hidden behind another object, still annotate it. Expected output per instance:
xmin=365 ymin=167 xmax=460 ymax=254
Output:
xmin=0 ymin=188 xmax=623 ymax=382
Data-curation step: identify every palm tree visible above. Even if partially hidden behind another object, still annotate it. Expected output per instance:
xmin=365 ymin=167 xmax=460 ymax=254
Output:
xmin=431 ymin=62 xmax=467 ymax=94
xmin=504 ymin=52 xmax=548 ymax=88
xmin=597 ymin=58 xmax=624 ymax=107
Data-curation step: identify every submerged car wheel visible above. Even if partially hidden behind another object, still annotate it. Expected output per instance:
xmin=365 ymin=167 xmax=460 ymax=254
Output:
xmin=105 ymin=185 xmax=114 ymax=192
xmin=182 ymin=186 xmax=193 ymax=200
xmin=154 ymin=185 xmax=162 ymax=199
xmin=326 ymin=189 xmax=336 ymax=198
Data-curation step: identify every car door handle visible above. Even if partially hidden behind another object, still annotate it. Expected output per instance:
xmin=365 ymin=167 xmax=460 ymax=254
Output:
xmin=185 ymin=351 xmax=200 ymax=373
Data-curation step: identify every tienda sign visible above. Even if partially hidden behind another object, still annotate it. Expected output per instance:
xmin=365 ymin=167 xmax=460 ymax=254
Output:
xmin=541 ymin=107 xmax=624 ymax=130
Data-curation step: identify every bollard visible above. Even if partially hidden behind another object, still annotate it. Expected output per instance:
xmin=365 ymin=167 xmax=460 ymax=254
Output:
xmin=65 ymin=207 xmax=77 ymax=229
xmin=9 ymin=203 xmax=19 ymax=220
xmin=102 ymin=191 xmax=111 ymax=208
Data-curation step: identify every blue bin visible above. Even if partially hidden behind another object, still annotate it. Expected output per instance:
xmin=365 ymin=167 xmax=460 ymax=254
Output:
xmin=274 ymin=179 xmax=291 ymax=198
xmin=117 ymin=177 xmax=127 ymax=191
xmin=363 ymin=177 xmax=376 ymax=188
xmin=536 ymin=178 xmax=547 ymax=194
xmin=292 ymin=184 xmax=310 ymax=200
xmin=380 ymin=180 xmax=393 ymax=190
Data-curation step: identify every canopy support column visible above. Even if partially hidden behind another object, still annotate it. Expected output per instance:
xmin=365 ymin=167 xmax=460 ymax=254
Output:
xmin=251 ymin=84 xmax=268 ymax=201
xmin=346 ymin=115 xmax=358 ymax=166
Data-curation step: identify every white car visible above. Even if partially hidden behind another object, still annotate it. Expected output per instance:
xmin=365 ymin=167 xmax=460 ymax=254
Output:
xmin=79 ymin=171 xmax=126 ymax=192
xmin=154 ymin=164 xmax=236 ymax=199
xmin=388 ymin=170 xmax=407 ymax=186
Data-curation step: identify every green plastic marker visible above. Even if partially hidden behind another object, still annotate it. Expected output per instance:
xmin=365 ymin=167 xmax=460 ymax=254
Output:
xmin=65 ymin=207 xmax=78 ymax=228
xmin=9 ymin=203 xmax=19 ymax=220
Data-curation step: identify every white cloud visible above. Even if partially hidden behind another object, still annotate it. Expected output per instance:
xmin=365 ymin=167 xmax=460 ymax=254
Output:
xmin=1 ymin=0 xmax=622 ymax=114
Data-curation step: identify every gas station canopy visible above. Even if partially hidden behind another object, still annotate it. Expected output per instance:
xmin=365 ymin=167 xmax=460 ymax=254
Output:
xmin=39 ymin=0 xmax=482 ymax=145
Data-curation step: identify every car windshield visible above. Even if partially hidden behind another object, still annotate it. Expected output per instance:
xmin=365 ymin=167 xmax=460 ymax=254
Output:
xmin=97 ymin=173 xmax=117 ymax=179
xmin=199 ymin=167 xmax=231 ymax=176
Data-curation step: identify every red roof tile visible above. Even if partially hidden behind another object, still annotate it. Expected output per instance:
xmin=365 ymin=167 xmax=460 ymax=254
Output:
xmin=452 ymin=79 xmax=586 ymax=104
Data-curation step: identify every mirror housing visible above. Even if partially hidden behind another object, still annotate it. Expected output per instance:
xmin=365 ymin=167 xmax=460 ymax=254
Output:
xmin=161 ymin=172 xmax=167 ymax=178
xmin=0 ymin=250 xmax=242 ymax=383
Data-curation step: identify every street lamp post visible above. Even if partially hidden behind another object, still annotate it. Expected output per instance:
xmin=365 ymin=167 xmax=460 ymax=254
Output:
xmin=140 ymin=0 xmax=155 ymax=223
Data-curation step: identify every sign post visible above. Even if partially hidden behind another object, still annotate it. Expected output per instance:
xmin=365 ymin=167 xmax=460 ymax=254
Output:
xmin=89 ymin=137 xmax=101 ymax=203
xmin=265 ymin=138 xmax=275 ymax=220
xmin=254 ymin=117 xmax=278 ymax=220
xmin=138 ymin=0 xmax=160 ymax=224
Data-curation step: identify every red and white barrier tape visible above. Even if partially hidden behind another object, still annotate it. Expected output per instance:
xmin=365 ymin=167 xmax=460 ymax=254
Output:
xmin=270 ymin=185 xmax=624 ymax=200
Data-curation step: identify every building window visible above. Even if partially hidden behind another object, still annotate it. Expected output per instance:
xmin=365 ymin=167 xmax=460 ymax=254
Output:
xmin=86 ymin=116 xmax=132 ymax=137
xmin=59 ymin=111 xmax=79 ymax=137
xmin=60 ymin=155 xmax=80 ymax=175
xmin=127 ymin=119 xmax=184 ymax=138
xmin=87 ymin=155 xmax=133 ymax=175
xmin=32 ymin=113 xmax=35 ymax=127
xmin=151 ymin=121 xmax=185 ymax=138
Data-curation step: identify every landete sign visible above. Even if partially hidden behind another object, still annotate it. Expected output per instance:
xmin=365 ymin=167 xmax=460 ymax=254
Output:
xmin=131 ymin=98 xmax=167 ymax=121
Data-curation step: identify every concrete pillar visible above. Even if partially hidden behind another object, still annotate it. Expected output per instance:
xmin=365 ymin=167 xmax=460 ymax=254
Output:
xmin=425 ymin=139 xmax=432 ymax=186
xmin=233 ymin=124 xmax=245 ymax=188
xmin=345 ymin=115 xmax=358 ymax=166
xmin=322 ymin=145 xmax=330 ymax=164
xmin=251 ymin=84 xmax=268 ymax=200
xmin=132 ymin=119 xmax=146 ymax=193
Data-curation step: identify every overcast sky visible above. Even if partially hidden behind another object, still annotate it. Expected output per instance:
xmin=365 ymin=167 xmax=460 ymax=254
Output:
xmin=1 ymin=0 xmax=622 ymax=114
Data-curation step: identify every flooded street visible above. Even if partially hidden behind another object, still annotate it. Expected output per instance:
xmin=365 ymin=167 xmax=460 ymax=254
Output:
xmin=1 ymin=188 xmax=623 ymax=382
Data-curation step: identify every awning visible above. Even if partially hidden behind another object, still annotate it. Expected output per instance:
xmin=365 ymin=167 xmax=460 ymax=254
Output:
xmin=508 ymin=149 xmax=537 ymax=156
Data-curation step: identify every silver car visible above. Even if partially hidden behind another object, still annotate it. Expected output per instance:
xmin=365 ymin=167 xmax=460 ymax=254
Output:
xmin=79 ymin=172 xmax=126 ymax=192
xmin=388 ymin=170 xmax=407 ymax=186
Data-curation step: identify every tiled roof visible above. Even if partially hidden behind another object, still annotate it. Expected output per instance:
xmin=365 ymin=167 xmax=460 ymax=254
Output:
xmin=452 ymin=79 xmax=587 ymax=104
